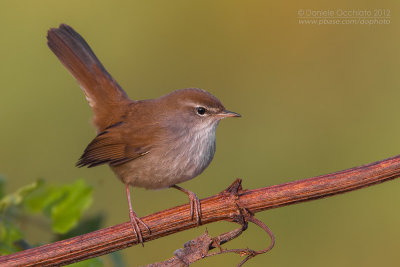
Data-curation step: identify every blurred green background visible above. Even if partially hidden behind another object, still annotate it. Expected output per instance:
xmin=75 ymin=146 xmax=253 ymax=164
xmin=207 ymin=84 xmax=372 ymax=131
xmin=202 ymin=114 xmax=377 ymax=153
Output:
xmin=1 ymin=0 xmax=400 ymax=266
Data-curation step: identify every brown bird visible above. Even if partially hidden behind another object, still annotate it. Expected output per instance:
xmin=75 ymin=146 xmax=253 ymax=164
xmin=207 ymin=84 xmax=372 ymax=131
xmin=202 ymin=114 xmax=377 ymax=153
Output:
xmin=47 ymin=24 xmax=240 ymax=244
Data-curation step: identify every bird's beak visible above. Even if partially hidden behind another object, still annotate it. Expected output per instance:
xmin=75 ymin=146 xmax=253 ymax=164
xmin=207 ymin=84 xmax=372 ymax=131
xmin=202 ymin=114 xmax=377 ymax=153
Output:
xmin=217 ymin=110 xmax=241 ymax=118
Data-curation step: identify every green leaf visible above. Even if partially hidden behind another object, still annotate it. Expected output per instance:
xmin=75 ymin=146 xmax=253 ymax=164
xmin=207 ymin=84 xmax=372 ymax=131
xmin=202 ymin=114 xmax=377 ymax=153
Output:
xmin=0 ymin=219 xmax=24 ymax=255
xmin=57 ymin=214 xmax=104 ymax=240
xmin=24 ymin=185 xmax=66 ymax=215
xmin=24 ymin=179 xmax=93 ymax=234
xmin=0 ymin=178 xmax=94 ymax=255
xmin=0 ymin=179 xmax=43 ymax=212
xmin=50 ymin=179 xmax=93 ymax=234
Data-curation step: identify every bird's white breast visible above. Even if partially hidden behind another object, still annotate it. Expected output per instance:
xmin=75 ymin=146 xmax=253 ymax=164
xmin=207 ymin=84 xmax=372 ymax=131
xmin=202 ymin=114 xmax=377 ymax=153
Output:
xmin=111 ymin=121 xmax=218 ymax=189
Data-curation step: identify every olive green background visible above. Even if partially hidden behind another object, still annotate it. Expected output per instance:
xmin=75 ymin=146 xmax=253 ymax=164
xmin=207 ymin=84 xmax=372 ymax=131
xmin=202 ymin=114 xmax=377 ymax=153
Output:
xmin=1 ymin=0 xmax=399 ymax=266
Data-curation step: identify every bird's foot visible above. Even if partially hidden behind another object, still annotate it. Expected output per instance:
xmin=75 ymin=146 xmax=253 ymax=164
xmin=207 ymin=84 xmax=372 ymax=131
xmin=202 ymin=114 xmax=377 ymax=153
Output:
xmin=172 ymin=185 xmax=202 ymax=225
xmin=129 ymin=210 xmax=151 ymax=246
xmin=188 ymin=190 xmax=202 ymax=225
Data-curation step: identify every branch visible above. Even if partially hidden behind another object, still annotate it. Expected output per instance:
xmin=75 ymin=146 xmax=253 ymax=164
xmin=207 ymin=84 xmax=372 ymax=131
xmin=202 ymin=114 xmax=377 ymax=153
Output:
xmin=1 ymin=154 xmax=400 ymax=266
xmin=147 ymin=209 xmax=275 ymax=266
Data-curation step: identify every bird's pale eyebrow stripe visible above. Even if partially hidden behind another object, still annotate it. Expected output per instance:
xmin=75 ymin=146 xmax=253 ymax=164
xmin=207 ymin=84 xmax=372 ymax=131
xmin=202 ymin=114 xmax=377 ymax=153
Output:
xmin=184 ymin=101 xmax=219 ymax=112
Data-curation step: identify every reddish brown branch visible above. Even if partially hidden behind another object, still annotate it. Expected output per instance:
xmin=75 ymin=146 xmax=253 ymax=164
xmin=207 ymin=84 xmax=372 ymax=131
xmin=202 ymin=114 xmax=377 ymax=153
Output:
xmin=1 ymin=154 xmax=400 ymax=266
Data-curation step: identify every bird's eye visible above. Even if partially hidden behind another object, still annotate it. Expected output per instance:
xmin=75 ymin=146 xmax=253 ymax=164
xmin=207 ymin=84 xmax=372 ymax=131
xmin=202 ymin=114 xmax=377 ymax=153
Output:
xmin=196 ymin=107 xmax=206 ymax=115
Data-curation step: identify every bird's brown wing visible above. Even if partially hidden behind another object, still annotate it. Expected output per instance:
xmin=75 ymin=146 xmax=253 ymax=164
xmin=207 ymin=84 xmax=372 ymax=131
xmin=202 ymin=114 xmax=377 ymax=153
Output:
xmin=47 ymin=24 xmax=132 ymax=132
xmin=76 ymin=120 xmax=160 ymax=167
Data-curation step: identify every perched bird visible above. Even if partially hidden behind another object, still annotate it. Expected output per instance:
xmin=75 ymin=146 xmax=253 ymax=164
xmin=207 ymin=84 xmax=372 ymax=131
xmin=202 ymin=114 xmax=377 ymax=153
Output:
xmin=47 ymin=24 xmax=240 ymax=244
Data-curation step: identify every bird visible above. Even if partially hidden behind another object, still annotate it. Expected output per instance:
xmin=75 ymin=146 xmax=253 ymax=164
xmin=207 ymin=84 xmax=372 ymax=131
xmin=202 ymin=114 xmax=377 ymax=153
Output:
xmin=47 ymin=24 xmax=240 ymax=244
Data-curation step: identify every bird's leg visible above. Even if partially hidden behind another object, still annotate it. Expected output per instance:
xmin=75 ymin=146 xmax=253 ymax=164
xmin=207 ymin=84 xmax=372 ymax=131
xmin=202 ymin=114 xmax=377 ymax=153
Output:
xmin=125 ymin=184 xmax=151 ymax=246
xmin=171 ymin=185 xmax=202 ymax=225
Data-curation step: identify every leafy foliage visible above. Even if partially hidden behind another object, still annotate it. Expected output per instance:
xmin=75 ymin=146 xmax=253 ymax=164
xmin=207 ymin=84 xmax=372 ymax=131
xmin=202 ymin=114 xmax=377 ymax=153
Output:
xmin=0 ymin=176 xmax=126 ymax=266
xmin=0 ymin=179 xmax=43 ymax=213
xmin=0 ymin=219 xmax=24 ymax=254
xmin=0 ymin=178 xmax=93 ymax=253
xmin=24 ymin=179 xmax=93 ymax=233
